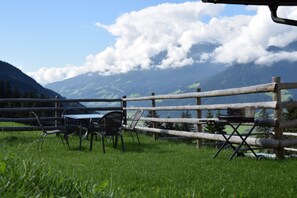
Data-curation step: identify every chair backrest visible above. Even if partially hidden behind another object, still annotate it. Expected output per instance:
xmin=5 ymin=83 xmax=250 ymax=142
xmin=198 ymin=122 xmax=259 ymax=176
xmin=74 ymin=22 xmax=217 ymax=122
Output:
xmin=31 ymin=111 xmax=47 ymax=134
xmin=129 ymin=110 xmax=143 ymax=130
xmin=98 ymin=111 xmax=123 ymax=136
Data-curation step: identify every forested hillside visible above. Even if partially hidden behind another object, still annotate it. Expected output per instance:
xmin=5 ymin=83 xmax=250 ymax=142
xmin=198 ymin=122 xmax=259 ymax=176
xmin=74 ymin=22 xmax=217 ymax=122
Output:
xmin=0 ymin=60 xmax=60 ymax=98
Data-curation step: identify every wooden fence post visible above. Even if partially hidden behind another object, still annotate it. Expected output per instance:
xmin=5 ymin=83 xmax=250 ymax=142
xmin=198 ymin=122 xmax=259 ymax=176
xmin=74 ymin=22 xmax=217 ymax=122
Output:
xmin=272 ymin=76 xmax=285 ymax=159
xmin=122 ymin=96 xmax=127 ymax=125
xmin=196 ymin=88 xmax=203 ymax=148
xmin=151 ymin=92 xmax=158 ymax=140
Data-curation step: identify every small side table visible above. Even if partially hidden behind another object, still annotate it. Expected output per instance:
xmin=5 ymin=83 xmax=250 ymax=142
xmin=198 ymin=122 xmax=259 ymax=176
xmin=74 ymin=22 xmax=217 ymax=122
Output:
xmin=213 ymin=116 xmax=259 ymax=160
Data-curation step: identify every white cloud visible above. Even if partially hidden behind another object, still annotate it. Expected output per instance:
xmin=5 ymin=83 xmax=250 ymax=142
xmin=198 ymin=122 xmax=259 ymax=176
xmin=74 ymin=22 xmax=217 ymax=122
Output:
xmin=28 ymin=64 xmax=86 ymax=84
xmin=29 ymin=2 xmax=297 ymax=85
xmin=93 ymin=2 xmax=224 ymax=72
xmin=209 ymin=7 xmax=297 ymax=65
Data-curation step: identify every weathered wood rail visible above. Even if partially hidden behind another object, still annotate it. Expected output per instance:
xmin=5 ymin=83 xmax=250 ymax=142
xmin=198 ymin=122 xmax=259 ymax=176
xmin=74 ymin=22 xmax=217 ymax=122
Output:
xmin=1 ymin=76 xmax=297 ymax=159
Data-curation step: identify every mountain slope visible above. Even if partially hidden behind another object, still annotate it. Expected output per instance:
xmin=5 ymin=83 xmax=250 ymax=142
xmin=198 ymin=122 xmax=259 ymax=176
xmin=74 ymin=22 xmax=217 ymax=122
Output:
xmin=198 ymin=62 xmax=297 ymax=104
xmin=201 ymin=61 xmax=297 ymax=90
xmin=0 ymin=60 xmax=60 ymax=98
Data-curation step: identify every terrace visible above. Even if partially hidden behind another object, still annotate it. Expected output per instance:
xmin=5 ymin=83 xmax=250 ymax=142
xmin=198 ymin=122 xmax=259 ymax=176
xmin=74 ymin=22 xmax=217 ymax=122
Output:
xmin=1 ymin=76 xmax=297 ymax=196
xmin=1 ymin=76 xmax=297 ymax=159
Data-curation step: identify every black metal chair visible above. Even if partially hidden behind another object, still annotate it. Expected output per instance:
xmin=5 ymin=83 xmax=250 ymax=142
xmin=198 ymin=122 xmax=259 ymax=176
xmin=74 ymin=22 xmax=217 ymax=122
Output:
xmin=90 ymin=111 xmax=124 ymax=153
xmin=31 ymin=111 xmax=69 ymax=150
xmin=126 ymin=110 xmax=143 ymax=144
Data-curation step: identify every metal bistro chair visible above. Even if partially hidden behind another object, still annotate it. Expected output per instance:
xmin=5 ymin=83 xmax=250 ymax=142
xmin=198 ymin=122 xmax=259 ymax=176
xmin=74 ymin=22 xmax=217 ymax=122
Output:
xmin=90 ymin=111 xmax=124 ymax=153
xmin=31 ymin=111 xmax=69 ymax=150
xmin=126 ymin=110 xmax=143 ymax=144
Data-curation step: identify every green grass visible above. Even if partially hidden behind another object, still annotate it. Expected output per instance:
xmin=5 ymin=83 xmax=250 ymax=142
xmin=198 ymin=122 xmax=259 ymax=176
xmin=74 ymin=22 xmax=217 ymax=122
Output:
xmin=1 ymin=131 xmax=297 ymax=197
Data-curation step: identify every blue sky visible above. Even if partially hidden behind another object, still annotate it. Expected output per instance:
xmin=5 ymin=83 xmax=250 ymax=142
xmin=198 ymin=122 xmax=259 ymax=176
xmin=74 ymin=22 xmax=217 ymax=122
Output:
xmin=1 ymin=1 xmax=296 ymax=84
xmin=1 ymin=0 xmax=203 ymax=72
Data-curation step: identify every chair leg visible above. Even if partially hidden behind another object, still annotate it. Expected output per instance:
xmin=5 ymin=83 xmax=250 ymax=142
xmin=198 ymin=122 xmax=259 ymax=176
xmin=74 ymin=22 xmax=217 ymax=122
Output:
xmin=130 ymin=131 xmax=135 ymax=142
xmin=101 ymin=136 xmax=106 ymax=154
xmin=130 ymin=130 xmax=140 ymax=144
xmin=112 ymin=136 xmax=115 ymax=148
xmin=135 ymin=131 xmax=140 ymax=144
xmin=120 ymin=135 xmax=125 ymax=152
xmin=114 ymin=135 xmax=118 ymax=148
xmin=59 ymin=133 xmax=67 ymax=147
xmin=90 ymin=132 xmax=94 ymax=151
xmin=38 ymin=134 xmax=46 ymax=150
xmin=65 ymin=139 xmax=71 ymax=149
xmin=63 ymin=133 xmax=71 ymax=150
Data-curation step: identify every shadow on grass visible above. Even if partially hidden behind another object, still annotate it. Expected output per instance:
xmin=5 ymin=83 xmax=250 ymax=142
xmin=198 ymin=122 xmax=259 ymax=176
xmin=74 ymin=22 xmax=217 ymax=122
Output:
xmin=1 ymin=135 xmax=37 ymax=144
xmin=65 ymin=137 xmax=175 ymax=155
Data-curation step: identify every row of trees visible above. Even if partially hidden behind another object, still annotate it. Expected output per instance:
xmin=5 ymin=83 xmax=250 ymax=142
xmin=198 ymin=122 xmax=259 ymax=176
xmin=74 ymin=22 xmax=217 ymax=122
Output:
xmin=0 ymin=80 xmax=51 ymax=118
xmin=0 ymin=80 xmax=47 ymax=99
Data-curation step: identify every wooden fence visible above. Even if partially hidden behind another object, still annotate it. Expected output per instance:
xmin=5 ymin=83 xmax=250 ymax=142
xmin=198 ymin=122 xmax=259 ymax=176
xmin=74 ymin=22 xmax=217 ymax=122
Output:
xmin=1 ymin=76 xmax=297 ymax=159
xmin=0 ymin=97 xmax=122 ymax=131
xmin=123 ymin=77 xmax=297 ymax=159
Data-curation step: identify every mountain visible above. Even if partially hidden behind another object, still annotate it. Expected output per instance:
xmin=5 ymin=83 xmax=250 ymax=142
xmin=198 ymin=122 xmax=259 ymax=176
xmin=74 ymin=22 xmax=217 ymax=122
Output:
xmin=46 ymin=43 xmax=224 ymax=99
xmin=46 ymin=42 xmax=297 ymax=105
xmin=202 ymin=62 xmax=297 ymax=91
xmin=199 ymin=62 xmax=297 ymax=104
xmin=0 ymin=60 xmax=60 ymax=98
xmin=46 ymin=63 xmax=223 ymax=99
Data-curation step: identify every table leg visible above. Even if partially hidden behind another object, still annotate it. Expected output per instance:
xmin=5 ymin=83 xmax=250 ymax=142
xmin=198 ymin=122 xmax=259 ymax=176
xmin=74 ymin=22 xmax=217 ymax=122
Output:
xmin=213 ymin=122 xmax=240 ymax=159
xmin=229 ymin=124 xmax=258 ymax=160
xmin=90 ymin=125 xmax=94 ymax=151
xmin=64 ymin=118 xmax=71 ymax=149
xmin=79 ymin=122 xmax=82 ymax=150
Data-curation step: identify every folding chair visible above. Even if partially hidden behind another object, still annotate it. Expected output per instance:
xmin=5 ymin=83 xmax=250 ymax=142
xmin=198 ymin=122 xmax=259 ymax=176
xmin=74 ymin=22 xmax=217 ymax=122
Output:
xmin=31 ymin=111 xmax=69 ymax=150
xmin=126 ymin=110 xmax=143 ymax=144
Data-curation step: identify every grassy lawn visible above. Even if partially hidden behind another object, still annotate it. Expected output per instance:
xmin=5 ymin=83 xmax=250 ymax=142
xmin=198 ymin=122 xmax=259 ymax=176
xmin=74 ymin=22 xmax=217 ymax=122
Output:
xmin=1 ymin=130 xmax=297 ymax=197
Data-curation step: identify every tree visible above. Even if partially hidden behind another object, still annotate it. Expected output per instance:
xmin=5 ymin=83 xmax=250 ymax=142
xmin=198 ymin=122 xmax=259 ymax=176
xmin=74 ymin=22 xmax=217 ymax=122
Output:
xmin=160 ymin=116 xmax=174 ymax=130
xmin=203 ymin=110 xmax=216 ymax=133
xmin=4 ymin=81 xmax=12 ymax=98
xmin=283 ymin=104 xmax=297 ymax=133
xmin=0 ymin=80 xmax=4 ymax=98
xmin=0 ymin=81 xmax=4 ymax=108
xmin=174 ymin=110 xmax=194 ymax=131
xmin=143 ymin=110 xmax=161 ymax=128
xmin=257 ymin=109 xmax=272 ymax=136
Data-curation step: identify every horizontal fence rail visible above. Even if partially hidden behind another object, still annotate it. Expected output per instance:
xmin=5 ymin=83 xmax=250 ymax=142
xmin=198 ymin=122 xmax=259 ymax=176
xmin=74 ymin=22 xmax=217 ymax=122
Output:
xmin=123 ymin=83 xmax=276 ymax=101
xmin=0 ymin=107 xmax=122 ymax=113
xmin=0 ymin=98 xmax=122 ymax=103
xmin=140 ymin=117 xmax=278 ymax=127
xmin=133 ymin=126 xmax=297 ymax=148
xmin=125 ymin=101 xmax=277 ymax=111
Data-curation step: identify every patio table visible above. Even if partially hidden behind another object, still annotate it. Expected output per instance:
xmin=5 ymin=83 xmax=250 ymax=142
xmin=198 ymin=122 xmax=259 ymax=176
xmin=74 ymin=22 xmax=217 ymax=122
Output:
xmin=63 ymin=113 xmax=103 ymax=150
